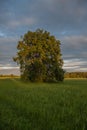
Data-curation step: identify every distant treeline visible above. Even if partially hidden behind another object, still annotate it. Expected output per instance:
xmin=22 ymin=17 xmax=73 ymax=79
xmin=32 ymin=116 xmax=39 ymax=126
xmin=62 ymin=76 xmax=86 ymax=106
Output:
xmin=65 ymin=72 xmax=87 ymax=78
xmin=0 ymin=74 xmax=19 ymax=78
xmin=0 ymin=72 xmax=87 ymax=79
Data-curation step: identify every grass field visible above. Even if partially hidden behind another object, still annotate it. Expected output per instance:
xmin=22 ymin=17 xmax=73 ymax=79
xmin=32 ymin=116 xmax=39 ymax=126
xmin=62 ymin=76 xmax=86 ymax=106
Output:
xmin=0 ymin=79 xmax=87 ymax=130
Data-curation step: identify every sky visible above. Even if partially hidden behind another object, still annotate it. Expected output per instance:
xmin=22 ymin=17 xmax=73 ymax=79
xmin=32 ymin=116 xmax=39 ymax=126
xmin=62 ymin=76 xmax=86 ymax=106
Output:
xmin=0 ymin=0 xmax=87 ymax=75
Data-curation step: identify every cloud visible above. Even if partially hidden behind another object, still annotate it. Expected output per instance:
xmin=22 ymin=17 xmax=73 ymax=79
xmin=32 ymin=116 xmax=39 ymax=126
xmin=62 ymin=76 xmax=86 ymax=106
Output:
xmin=63 ymin=59 xmax=87 ymax=72
xmin=77 ymin=0 xmax=87 ymax=5
xmin=0 ymin=0 xmax=87 ymax=35
xmin=61 ymin=35 xmax=87 ymax=59
xmin=0 ymin=36 xmax=18 ymax=55
xmin=8 ymin=17 xmax=37 ymax=28
xmin=60 ymin=35 xmax=87 ymax=72
xmin=0 ymin=0 xmax=87 ymax=73
xmin=0 ymin=36 xmax=19 ymax=68
xmin=31 ymin=0 xmax=87 ymax=34
xmin=0 ymin=31 xmax=5 ymax=37
xmin=0 ymin=67 xmax=20 ymax=75
xmin=0 ymin=66 xmax=19 ymax=70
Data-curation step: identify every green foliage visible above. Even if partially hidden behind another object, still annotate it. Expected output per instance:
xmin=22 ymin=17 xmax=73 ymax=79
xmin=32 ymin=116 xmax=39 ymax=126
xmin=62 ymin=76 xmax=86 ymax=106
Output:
xmin=13 ymin=29 xmax=64 ymax=82
xmin=0 ymin=79 xmax=87 ymax=130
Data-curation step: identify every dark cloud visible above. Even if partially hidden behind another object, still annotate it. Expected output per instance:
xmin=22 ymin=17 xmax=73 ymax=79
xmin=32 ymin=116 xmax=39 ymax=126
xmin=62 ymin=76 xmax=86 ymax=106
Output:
xmin=0 ymin=37 xmax=18 ymax=55
xmin=0 ymin=0 xmax=87 ymax=73
xmin=0 ymin=0 xmax=87 ymax=34
xmin=77 ymin=0 xmax=87 ymax=5
xmin=0 ymin=37 xmax=19 ymax=68
xmin=61 ymin=36 xmax=87 ymax=61
xmin=28 ymin=0 xmax=87 ymax=34
xmin=61 ymin=35 xmax=87 ymax=71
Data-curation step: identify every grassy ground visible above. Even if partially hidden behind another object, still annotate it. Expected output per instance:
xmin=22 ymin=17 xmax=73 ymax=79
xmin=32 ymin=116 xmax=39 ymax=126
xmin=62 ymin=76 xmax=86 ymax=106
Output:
xmin=0 ymin=79 xmax=87 ymax=130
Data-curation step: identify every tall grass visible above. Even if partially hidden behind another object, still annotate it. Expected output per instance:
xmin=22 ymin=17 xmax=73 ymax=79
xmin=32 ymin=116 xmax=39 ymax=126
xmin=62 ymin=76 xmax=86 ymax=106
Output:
xmin=0 ymin=79 xmax=87 ymax=130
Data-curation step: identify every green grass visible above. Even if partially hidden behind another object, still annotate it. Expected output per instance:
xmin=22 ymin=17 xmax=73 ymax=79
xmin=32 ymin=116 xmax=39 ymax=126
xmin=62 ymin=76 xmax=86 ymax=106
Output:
xmin=0 ymin=79 xmax=87 ymax=130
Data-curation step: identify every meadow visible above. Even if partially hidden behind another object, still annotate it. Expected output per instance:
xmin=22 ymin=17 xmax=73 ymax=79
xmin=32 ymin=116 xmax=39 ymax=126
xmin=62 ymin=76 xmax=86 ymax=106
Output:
xmin=0 ymin=78 xmax=87 ymax=130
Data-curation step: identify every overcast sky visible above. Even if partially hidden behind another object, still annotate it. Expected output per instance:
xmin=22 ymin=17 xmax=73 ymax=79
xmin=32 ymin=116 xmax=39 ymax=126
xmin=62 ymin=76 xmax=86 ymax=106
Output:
xmin=0 ymin=0 xmax=87 ymax=74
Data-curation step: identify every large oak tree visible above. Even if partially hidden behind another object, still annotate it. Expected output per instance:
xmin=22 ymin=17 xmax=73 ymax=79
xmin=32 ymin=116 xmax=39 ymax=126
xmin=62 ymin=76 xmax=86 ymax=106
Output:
xmin=14 ymin=29 xmax=64 ymax=82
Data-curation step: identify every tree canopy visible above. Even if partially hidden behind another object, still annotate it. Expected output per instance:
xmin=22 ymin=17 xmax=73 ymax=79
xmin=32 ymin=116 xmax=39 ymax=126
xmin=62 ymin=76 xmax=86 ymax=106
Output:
xmin=13 ymin=29 xmax=64 ymax=82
